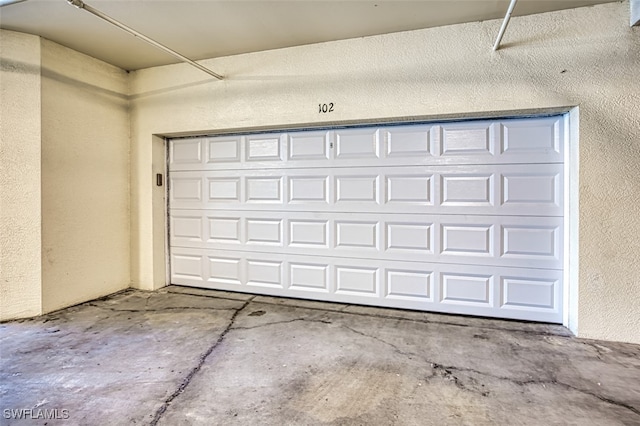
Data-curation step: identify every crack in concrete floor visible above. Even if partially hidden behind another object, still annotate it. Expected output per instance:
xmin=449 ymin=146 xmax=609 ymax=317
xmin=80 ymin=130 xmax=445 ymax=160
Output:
xmin=321 ymin=321 xmax=640 ymax=418
xmin=150 ymin=297 xmax=255 ymax=425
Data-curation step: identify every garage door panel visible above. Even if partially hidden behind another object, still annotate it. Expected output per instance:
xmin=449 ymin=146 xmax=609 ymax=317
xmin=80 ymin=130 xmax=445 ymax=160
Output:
xmin=170 ymin=210 xmax=562 ymax=269
xmin=288 ymin=131 xmax=331 ymax=161
xmin=386 ymin=269 xmax=433 ymax=301
xmin=501 ymin=225 xmax=560 ymax=260
xmin=385 ymin=174 xmax=434 ymax=205
xmin=245 ymin=176 xmax=283 ymax=203
xmin=441 ymin=224 xmax=494 ymax=257
xmin=386 ymin=222 xmax=434 ymax=253
xmin=335 ymin=175 xmax=380 ymax=204
xmin=208 ymin=216 xmax=242 ymax=244
xmin=206 ymin=137 xmax=241 ymax=164
xmin=335 ymin=266 xmax=380 ymax=296
xmin=441 ymin=273 xmax=493 ymax=306
xmin=207 ymin=177 xmax=240 ymax=203
xmin=440 ymin=122 xmax=496 ymax=157
xmin=500 ymin=277 xmax=557 ymax=311
xmin=385 ymin=125 xmax=434 ymax=159
xmin=289 ymin=262 xmax=329 ymax=293
xmin=168 ymin=117 xmax=563 ymax=171
xmin=501 ymin=117 xmax=561 ymax=156
xmin=335 ymin=221 xmax=379 ymax=249
xmin=289 ymin=220 xmax=329 ymax=248
xmin=170 ymin=247 xmax=562 ymax=322
xmin=247 ymin=259 xmax=283 ymax=288
xmin=171 ymin=214 xmax=203 ymax=243
xmin=246 ymin=218 xmax=283 ymax=246
xmin=245 ymin=135 xmax=284 ymax=162
xmin=171 ymin=165 xmax=562 ymax=215
xmin=172 ymin=253 xmax=203 ymax=280
xmin=170 ymin=139 xmax=202 ymax=167
xmin=207 ymin=255 xmax=243 ymax=286
xmin=289 ymin=176 xmax=329 ymax=203
xmin=440 ymin=174 xmax=494 ymax=206
xmin=171 ymin=177 xmax=203 ymax=204
xmin=334 ymin=128 xmax=380 ymax=159
xmin=501 ymin=172 xmax=561 ymax=207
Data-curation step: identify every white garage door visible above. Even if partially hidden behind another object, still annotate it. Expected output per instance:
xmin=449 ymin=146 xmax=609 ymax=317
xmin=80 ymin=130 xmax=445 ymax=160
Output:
xmin=168 ymin=116 xmax=565 ymax=322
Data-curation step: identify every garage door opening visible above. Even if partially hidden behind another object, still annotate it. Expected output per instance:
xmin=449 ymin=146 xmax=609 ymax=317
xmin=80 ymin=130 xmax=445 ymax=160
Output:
xmin=167 ymin=115 xmax=567 ymax=323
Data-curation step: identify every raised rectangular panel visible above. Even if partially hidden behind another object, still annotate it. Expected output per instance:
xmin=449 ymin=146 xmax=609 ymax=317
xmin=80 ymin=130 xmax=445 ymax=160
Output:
xmin=386 ymin=269 xmax=432 ymax=300
xmin=501 ymin=277 xmax=556 ymax=309
xmin=246 ymin=136 xmax=282 ymax=161
xmin=172 ymin=254 xmax=202 ymax=278
xmin=290 ymin=263 xmax=328 ymax=291
xmin=335 ymin=176 xmax=378 ymax=203
xmin=385 ymin=126 xmax=432 ymax=158
xmin=441 ymin=126 xmax=493 ymax=156
xmin=208 ymin=217 xmax=240 ymax=242
xmin=442 ymin=225 xmax=493 ymax=256
xmin=247 ymin=219 xmax=282 ymax=245
xmin=441 ymin=274 xmax=492 ymax=305
xmin=386 ymin=175 xmax=433 ymax=204
xmin=502 ymin=174 xmax=559 ymax=205
xmin=502 ymin=118 xmax=560 ymax=155
xmin=247 ymin=260 xmax=282 ymax=287
xmin=289 ymin=220 xmax=328 ymax=247
xmin=246 ymin=177 xmax=283 ymax=203
xmin=336 ymin=266 xmax=378 ymax=295
xmin=207 ymin=138 xmax=241 ymax=163
xmin=386 ymin=223 xmax=432 ymax=252
xmin=502 ymin=226 xmax=558 ymax=259
xmin=288 ymin=132 xmax=329 ymax=160
xmin=335 ymin=221 xmax=378 ymax=249
xmin=171 ymin=140 xmax=201 ymax=165
xmin=289 ymin=177 xmax=328 ymax=203
xmin=208 ymin=178 xmax=239 ymax=201
xmin=173 ymin=178 xmax=202 ymax=201
xmin=441 ymin=175 xmax=494 ymax=205
xmin=208 ymin=256 xmax=241 ymax=285
xmin=172 ymin=216 xmax=202 ymax=240
xmin=335 ymin=129 xmax=379 ymax=159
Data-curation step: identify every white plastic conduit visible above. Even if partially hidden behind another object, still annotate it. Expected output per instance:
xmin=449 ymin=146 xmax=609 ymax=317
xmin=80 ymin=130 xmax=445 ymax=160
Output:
xmin=66 ymin=0 xmax=224 ymax=80
xmin=493 ymin=0 xmax=518 ymax=51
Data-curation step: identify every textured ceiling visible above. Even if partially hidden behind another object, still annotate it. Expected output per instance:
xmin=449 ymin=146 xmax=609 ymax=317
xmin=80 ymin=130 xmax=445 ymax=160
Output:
xmin=0 ymin=0 xmax=619 ymax=71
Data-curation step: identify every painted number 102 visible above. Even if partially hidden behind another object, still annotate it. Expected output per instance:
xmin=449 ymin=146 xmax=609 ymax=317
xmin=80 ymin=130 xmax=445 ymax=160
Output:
xmin=318 ymin=103 xmax=334 ymax=113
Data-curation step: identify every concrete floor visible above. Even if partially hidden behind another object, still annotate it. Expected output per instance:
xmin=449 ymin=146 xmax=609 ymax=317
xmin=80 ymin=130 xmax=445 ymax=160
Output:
xmin=1 ymin=286 xmax=639 ymax=426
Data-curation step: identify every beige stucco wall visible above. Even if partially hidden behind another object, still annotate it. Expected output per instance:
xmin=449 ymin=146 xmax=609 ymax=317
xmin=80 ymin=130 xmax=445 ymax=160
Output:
xmin=0 ymin=31 xmax=43 ymax=320
xmin=0 ymin=30 xmax=131 ymax=319
xmin=130 ymin=1 xmax=639 ymax=344
xmin=40 ymin=39 xmax=130 ymax=313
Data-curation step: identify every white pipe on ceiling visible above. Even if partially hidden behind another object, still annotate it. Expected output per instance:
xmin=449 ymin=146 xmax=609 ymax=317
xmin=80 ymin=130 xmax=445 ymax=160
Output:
xmin=66 ymin=0 xmax=224 ymax=80
xmin=493 ymin=0 xmax=518 ymax=51
xmin=0 ymin=0 xmax=28 ymax=7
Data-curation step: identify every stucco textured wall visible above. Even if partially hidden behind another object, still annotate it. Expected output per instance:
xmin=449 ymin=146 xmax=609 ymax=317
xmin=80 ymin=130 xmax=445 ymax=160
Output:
xmin=0 ymin=31 xmax=42 ymax=320
xmin=131 ymin=1 xmax=639 ymax=343
xmin=0 ymin=30 xmax=131 ymax=319
xmin=40 ymin=40 xmax=130 ymax=313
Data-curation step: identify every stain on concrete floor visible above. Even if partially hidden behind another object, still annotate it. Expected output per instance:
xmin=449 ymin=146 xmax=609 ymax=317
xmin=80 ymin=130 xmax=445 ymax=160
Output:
xmin=1 ymin=286 xmax=639 ymax=425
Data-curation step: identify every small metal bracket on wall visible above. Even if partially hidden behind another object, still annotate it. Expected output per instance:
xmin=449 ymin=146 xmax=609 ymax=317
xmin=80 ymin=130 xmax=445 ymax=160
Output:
xmin=156 ymin=173 xmax=163 ymax=187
